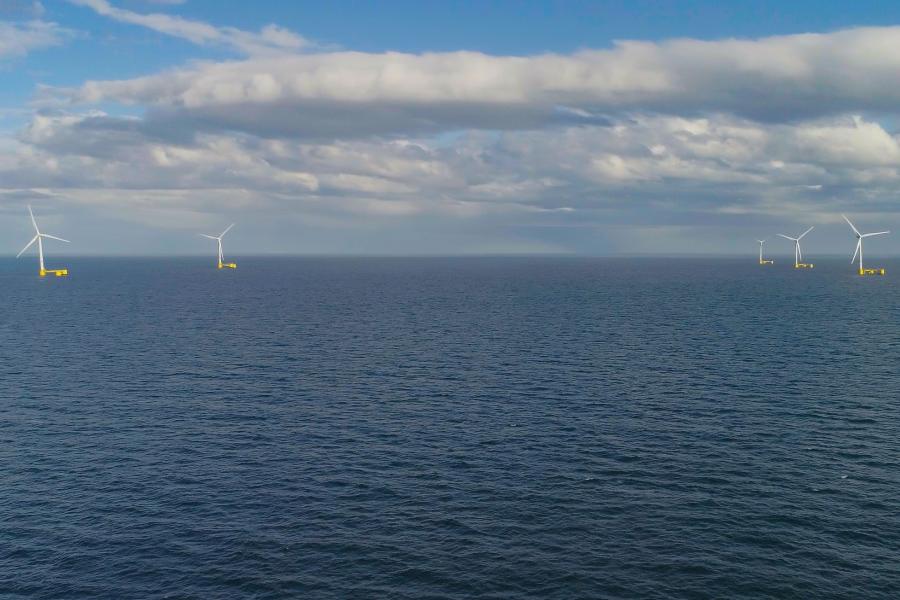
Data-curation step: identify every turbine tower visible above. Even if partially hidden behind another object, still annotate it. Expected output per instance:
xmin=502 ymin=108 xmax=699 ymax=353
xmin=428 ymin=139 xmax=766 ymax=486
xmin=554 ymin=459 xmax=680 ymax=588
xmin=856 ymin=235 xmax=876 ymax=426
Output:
xmin=757 ymin=239 xmax=774 ymax=265
xmin=843 ymin=214 xmax=889 ymax=276
xmin=777 ymin=226 xmax=814 ymax=269
xmin=17 ymin=205 xmax=69 ymax=277
xmin=201 ymin=224 xmax=237 ymax=269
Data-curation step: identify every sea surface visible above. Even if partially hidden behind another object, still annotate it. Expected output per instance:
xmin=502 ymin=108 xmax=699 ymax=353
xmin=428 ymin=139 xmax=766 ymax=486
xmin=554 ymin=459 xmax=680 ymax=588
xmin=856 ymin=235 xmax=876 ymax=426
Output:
xmin=2 ymin=256 xmax=899 ymax=599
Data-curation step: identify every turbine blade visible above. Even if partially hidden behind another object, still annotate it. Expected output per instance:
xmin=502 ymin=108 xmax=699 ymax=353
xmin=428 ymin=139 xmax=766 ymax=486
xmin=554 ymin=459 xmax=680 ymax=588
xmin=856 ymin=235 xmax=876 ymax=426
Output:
xmin=862 ymin=231 xmax=890 ymax=237
xmin=16 ymin=235 xmax=38 ymax=258
xmin=28 ymin=205 xmax=39 ymax=234
xmin=200 ymin=234 xmax=219 ymax=240
xmin=842 ymin=214 xmax=861 ymax=237
xmin=851 ymin=239 xmax=860 ymax=264
xmin=220 ymin=223 xmax=235 ymax=238
xmin=777 ymin=234 xmax=794 ymax=240
xmin=41 ymin=234 xmax=69 ymax=243
xmin=798 ymin=226 xmax=814 ymax=240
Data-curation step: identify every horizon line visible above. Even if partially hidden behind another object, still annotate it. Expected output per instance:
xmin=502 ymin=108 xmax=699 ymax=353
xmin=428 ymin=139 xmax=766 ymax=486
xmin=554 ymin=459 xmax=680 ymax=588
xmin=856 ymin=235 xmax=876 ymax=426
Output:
xmin=0 ymin=252 xmax=892 ymax=259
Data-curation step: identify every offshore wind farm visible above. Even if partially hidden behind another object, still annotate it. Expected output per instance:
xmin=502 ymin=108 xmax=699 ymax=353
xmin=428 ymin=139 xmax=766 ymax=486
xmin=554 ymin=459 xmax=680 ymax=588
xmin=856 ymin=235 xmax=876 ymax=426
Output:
xmin=6 ymin=2 xmax=900 ymax=600
xmin=12 ymin=204 xmax=895 ymax=279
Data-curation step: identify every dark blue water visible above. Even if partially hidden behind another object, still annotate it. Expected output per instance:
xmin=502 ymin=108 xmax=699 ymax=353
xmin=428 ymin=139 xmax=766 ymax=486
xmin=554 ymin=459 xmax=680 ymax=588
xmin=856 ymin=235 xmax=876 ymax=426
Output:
xmin=2 ymin=256 xmax=899 ymax=599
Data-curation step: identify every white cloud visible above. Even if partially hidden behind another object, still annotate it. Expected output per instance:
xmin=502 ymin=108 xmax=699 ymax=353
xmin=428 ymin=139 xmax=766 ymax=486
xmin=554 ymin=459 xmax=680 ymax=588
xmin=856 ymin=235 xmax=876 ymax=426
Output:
xmin=69 ymin=0 xmax=310 ymax=55
xmin=11 ymin=21 xmax=900 ymax=253
xmin=0 ymin=19 xmax=70 ymax=59
xmin=41 ymin=25 xmax=900 ymax=142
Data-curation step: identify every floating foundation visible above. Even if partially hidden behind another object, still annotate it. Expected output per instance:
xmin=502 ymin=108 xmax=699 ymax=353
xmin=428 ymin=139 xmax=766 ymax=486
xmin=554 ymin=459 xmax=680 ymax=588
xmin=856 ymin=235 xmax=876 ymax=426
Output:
xmin=39 ymin=268 xmax=68 ymax=277
xmin=218 ymin=262 xmax=237 ymax=269
xmin=759 ymin=259 xmax=774 ymax=265
xmin=859 ymin=268 xmax=885 ymax=276
xmin=794 ymin=263 xmax=814 ymax=269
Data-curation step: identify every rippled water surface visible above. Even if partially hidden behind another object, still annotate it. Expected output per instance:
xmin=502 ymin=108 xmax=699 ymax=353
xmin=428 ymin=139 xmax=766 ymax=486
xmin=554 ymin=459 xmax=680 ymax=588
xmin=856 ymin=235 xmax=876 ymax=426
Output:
xmin=2 ymin=256 xmax=900 ymax=599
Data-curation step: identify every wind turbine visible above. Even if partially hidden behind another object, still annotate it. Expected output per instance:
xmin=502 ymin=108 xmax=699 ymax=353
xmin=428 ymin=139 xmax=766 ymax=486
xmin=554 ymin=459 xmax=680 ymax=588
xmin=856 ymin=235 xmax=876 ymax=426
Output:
xmin=757 ymin=239 xmax=774 ymax=265
xmin=843 ymin=214 xmax=889 ymax=276
xmin=777 ymin=226 xmax=815 ymax=269
xmin=17 ymin=205 xmax=69 ymax=277
xmin=200 ymin=224 xmax=237 ymax=269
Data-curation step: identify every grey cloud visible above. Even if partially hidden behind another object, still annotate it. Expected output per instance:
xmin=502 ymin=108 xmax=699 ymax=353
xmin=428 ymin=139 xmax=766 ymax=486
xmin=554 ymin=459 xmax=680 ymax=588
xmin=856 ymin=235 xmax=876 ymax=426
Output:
xmin=19 ymin=111 xmax=193 ymax=157
xmin=10 ymin=111 xmax=900 ymax=222
xmin=0 ymin=189 xmax=56 ymax=212
xmin=145 ymin=101 xmax=581 ymax=142
xmin=6 ymin=110 xmax=900 ymax=254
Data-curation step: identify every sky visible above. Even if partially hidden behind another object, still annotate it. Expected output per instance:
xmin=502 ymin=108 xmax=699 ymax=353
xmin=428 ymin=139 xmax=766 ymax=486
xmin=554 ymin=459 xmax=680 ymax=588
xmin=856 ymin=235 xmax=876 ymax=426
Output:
xmin=4 ymin=1 xmax=900 ymax=256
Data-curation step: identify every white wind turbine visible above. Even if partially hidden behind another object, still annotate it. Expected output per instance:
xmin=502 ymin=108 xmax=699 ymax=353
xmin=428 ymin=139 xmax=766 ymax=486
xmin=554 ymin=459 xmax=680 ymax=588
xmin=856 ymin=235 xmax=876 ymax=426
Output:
xmin=17 ymin=205 xmax=70 ymax=277
xmin=200 ymin=224 xmax=237 ymax=269
xmin=843 ymin=214 xmax=889 ymax=276
xmin=757 ymin=239 xmax=773 ymax=265
xmin=777 ymin=226 xmax=815 ymax=269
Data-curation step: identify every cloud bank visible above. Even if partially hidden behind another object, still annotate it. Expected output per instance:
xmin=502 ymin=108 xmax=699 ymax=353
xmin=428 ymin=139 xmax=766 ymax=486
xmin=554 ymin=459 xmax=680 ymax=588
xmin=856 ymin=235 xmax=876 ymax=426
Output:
xmin=7 ymin=3 xmax=900 ymax=253
xmin=50 ymin=25 xmax=900 ymax=140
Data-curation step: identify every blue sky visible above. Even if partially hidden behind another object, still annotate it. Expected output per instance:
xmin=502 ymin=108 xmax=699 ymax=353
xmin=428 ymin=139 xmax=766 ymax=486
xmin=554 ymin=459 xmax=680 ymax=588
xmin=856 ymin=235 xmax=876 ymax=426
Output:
xmin=4 ymin=0 xmax=900 ymax=255
xmin=48 ymin=1 xmax=900 ymax=54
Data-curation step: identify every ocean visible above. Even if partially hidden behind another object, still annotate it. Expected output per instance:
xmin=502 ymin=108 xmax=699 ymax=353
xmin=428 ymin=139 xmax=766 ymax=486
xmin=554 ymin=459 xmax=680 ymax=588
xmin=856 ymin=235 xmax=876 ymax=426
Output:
xmin=2 ymin=256 xmax=899 ymax=598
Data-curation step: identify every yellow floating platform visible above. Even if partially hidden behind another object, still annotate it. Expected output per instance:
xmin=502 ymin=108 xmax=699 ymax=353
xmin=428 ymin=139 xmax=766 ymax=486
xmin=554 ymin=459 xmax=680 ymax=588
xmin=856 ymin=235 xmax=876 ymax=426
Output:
xmin=859 ymin=268 xmax=885 ymax=276
xmin=795 ymin=263 xmax=814 ymax=269
xmin=218 ymin=262 xmax=237 ymax=269
xmin=39 ymin=268 xmax=68 ymax=277
xmin=759 ymin=260 xmax=774 ymax=265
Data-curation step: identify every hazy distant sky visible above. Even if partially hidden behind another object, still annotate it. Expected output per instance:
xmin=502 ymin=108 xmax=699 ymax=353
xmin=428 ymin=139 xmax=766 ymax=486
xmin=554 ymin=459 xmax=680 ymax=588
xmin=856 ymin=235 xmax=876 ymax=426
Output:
xmin=4 ymin=0 xmax=900 ymax=255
